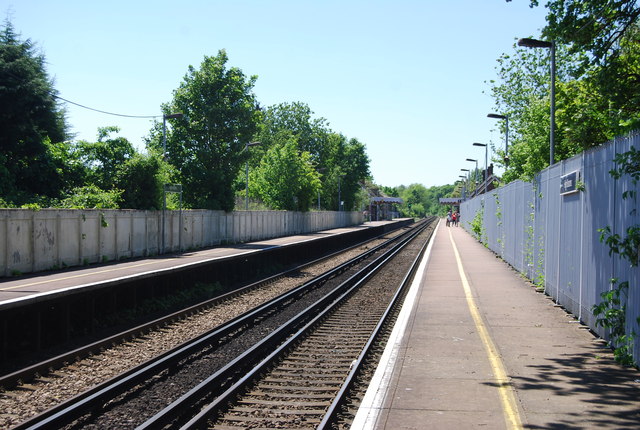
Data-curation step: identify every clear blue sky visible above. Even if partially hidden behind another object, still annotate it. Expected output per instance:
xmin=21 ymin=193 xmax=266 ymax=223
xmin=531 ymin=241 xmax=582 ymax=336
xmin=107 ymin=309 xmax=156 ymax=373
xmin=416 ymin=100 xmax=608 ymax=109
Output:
xmin=3 ymin=0 xmax=548 ymax=188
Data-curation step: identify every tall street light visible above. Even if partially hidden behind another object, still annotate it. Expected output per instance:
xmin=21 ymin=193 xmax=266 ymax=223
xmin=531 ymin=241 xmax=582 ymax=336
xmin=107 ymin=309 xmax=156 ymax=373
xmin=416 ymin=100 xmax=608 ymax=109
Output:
xmin=459 ymin=175 xmax=467 ymax=199
xmin=161 ymin=112 xmax=183 ymax=255
xmin=466 ymin=158 xmax=478 ymax=195
xmin=162 ymin=112 xmax=184 ymax=159
xmin=244 ymin=141 xmax=261 ymax=210
xmin=518 ymin=37 xmax=555 ymax=165
xmin=473 ymin=142 xmax=488 ymax=195
xmin=315 ymin=168 xmax=327 ymax=211
xmin=487 ymin=113 xmax=509 ymax=166
xmin=461 ymin=168 xmax=470 ymax=197
xmin=337 ymin=174 xmax=347 ymax=212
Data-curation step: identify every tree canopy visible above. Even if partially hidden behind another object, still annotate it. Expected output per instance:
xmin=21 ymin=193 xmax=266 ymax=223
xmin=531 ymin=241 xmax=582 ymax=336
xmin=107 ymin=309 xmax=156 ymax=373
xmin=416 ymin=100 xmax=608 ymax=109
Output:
xmin=249 ymin=137 xmax=321 ymax=211
xmin=0 ymin=20 xmax=69 ymax=204
xmin=251 ymin=102 xmax=370 ymax=212
xmin=160 ymin=50 xmax=261 ymax=211
xmin=491 ymin=0 xmax=640 ymax=182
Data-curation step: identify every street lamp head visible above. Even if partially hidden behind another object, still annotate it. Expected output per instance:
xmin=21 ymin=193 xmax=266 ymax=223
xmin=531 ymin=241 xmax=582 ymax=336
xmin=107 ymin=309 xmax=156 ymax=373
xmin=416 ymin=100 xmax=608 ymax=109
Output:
xmin=518 ymin=38 xmax=553 ymax=49
xmin=246 ymin=141 xmax=262 ymax=147
xmin=473 ymin=142 xmax=487 ymax=147
xmin=466 ymin=158 xmax=477 ymax=162
xmin=487 ymin=113 xmax=507 ymax=120
xmin=460 ymin=168 xmax=469 ymax=172
xmin=164 ymin=112 xmax=184 ymax=120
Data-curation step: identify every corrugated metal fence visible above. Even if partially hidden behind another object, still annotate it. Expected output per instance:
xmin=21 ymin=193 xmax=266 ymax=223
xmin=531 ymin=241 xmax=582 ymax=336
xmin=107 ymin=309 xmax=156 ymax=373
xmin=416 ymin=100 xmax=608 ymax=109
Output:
xmin=461 ymin=133 xmax=640 ymax=362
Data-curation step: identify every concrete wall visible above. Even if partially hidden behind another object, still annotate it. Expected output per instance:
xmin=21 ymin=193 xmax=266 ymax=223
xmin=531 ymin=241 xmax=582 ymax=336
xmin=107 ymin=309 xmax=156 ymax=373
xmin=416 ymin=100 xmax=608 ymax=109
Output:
xmin=0 ymin=209 xmax=363 ymax=276
xmin=460 ymin=132 xmax=639 ymax=362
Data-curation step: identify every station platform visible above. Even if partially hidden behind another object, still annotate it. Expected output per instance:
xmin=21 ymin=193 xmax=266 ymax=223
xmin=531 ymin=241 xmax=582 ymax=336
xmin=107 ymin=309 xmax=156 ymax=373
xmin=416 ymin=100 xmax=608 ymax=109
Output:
xmin=0 ymin=220 xmax=405 ymax=307
xmin=354 ymin=220 xmax=640 ymax=429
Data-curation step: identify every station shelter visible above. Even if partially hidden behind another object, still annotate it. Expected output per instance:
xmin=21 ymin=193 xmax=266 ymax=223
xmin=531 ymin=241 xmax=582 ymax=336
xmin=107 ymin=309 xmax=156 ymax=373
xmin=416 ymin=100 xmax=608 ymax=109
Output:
xmin=367 ymin=197 xmax=403 ymax=221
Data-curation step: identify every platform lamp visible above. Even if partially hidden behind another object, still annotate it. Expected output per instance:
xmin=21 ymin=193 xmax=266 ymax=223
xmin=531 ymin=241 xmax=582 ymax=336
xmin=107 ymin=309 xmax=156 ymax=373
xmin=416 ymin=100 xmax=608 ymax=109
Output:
xmin=473 ymin=143 xmax=488 ymax=195
xmin=459 ymin=175 xmax=467 ymax=199
xmin=338 ymin=174 xmax=346 ymax=211
xmin=487 ymin=113 xmax=509 ymax=166
xmin=460 ymin=168 xmax=470 ymax=197
xmin=244 ymin=142 xmax=262 ymax=210
xmin=517 ymin=37 xmax=555 ymax=165
xmin=161 ymin=112 xmax=184 ymax=254
xmin=466 ymin=158 xmax=478 ymax=194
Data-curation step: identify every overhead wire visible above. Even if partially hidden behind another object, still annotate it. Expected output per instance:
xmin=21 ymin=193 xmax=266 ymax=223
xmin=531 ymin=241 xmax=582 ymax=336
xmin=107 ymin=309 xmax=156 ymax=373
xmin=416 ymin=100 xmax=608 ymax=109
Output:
xmin=2 ymin=66 xmax=162 ymax=119
xmin=51 ymin=93 xmax=161 ymax=119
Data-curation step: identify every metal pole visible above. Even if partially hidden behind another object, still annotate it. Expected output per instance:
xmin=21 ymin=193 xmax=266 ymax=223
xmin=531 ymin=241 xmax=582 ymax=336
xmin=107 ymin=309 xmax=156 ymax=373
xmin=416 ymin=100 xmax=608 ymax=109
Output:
xmin=505 ymin=116 xmax=509 ymax=166
xmin=550 ymin=41 xmax=556 ymax=165
xmin=162 ymin=116 xmax=167 ymax=159
xmin=245 ymin=160 xmax=249 ymax=211
xmin=162 ymin=188 xmax=166 ymax=254
xmin=484 ymin=145 xmax=488 ymax=195
xmin=338 ymin=177 xmax=341 ymax=212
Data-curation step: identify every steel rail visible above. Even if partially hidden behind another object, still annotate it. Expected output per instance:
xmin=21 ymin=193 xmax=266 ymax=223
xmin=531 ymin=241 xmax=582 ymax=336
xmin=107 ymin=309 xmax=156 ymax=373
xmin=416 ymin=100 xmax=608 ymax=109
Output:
xmin=318 ymin=216 xmax=436 ymax=428
xmin=0 ymin=223 xmax=412 ymax=390
xmin=167 ymin=219 xmax=433 ymax=429
xmin=13 ymin=221 xmax=423 ymax=430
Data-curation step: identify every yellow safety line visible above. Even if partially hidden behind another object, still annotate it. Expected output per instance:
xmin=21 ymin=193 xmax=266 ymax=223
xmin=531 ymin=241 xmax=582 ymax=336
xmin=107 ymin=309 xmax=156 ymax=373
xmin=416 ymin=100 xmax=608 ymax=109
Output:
xmin=448 ymin=229 xmax=523 ymax=429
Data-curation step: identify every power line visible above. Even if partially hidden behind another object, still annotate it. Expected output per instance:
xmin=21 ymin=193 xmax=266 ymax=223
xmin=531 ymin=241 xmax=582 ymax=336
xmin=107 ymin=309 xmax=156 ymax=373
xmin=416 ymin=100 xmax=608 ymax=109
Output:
xmin=52 ymin=93 xmax=161 ymax=119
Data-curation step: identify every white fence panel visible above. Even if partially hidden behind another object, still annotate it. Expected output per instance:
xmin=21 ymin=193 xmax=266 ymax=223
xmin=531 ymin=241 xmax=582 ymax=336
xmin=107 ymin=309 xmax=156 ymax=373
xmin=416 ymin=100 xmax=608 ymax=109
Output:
xmin=0 ymin=209 xmax=363 ymax=277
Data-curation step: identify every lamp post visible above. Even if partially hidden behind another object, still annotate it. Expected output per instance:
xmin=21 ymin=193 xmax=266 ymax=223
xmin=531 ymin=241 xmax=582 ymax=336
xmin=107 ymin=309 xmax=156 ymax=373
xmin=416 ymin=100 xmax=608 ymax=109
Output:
xmin=487 ymin=113 xmax=509 ymax=166
xmin=316 ymin=167 xmax=326 ymax=211
xmin=161 ymin=112 xmax=183 ymax=254
xmin=461 ymin=168 xmax=470 ymax=198
xmin=517 ymin=37 xmax=555 ymax=165
xmin=459 ymin=175 xmax=467 ymax=199
xmin=466 ymin=158 xmax=478 ymax=195
xmin=473 ymin=143 xmax=488 ymax=195
xmin=244 ymin=141 xmax=261 ymax=210
xmin=162 ymin=112 xmax=184 ymax=159
xmin=338 ymin=174 xmax=346 ymax=211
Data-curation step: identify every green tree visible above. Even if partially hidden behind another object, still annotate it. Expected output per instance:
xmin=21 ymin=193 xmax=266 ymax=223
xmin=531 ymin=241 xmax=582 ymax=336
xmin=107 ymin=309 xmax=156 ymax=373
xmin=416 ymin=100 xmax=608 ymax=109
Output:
xmin=256 ymin=102 xmax=332 ymax=163
xmin=161 ymin=50 xmax=261 ymax=211
xmin=495 ymin=1 xmax=640 ymax=183
xmin=249 ymin=137 xmax=320 ymax=211
xmin=0 ymin=20 xmax=69 ymax=205
xmin=322 ymin=134 xmax=370 ymax=211
xmin=115 ymin=151 xmax=170 ymax=210
xmin=59 ymin=184 xmax=122 ymax=209
xmin=75 ymin=126 xmax=136 ymax=190
xmin=395 ymin=183 xmax=454 ymax=218
xmin=253 ymin=103 xmax=370 ymax=212
xmin=535 ymin=0 xmax=639 ymax=67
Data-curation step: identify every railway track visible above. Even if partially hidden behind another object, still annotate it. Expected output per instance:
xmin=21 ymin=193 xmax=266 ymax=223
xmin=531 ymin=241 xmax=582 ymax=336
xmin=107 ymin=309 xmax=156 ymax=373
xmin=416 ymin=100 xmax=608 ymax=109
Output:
xmin=0 ymin=225 xmax=407 ymax=391
xmin=185 ymin=217 xmax=436 ymax=429
xmin=8 ymin=218 xmax=435 ymax=429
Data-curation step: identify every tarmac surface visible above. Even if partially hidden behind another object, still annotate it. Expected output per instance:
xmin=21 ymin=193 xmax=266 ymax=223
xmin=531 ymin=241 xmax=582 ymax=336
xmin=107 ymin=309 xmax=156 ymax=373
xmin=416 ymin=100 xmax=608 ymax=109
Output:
xmin=353 ymin=220 xmax=640 ymax=429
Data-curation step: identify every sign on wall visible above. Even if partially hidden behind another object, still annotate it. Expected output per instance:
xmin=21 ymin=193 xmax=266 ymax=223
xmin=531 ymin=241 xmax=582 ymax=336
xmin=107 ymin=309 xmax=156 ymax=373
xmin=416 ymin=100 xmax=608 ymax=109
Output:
xmin=560 ymin=170 xmax=580 ymax=195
